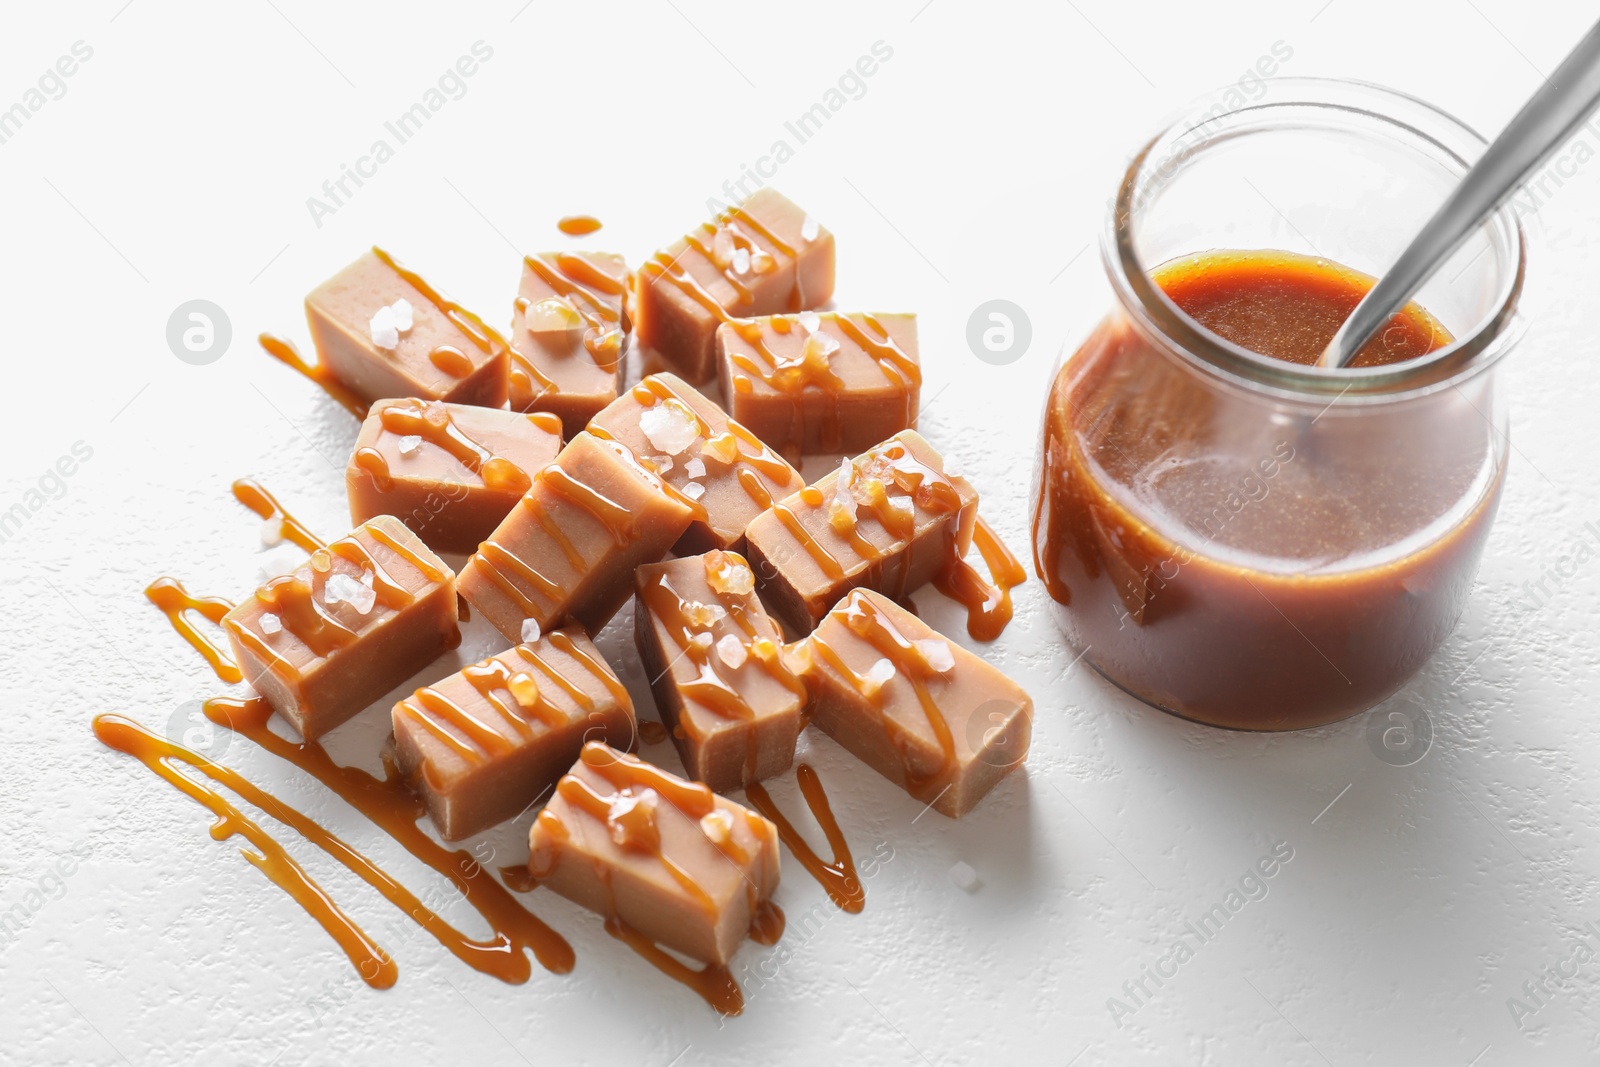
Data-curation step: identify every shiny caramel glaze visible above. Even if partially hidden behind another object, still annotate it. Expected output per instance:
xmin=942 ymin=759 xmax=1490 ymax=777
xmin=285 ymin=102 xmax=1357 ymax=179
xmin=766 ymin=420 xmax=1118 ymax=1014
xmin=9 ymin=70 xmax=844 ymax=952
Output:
xmin=371 ymin=245 xmax=516 ymax=373
xmin=744 ymin=763 xmax=864 ymax=913
xmin=638 ymin=719 xmax=668 ymax=745
xmin=557 ymin=214 xmax=603 ymax=236
xmin=530 ymin=743 xmax=777 ymax=1013
xmin=259 ymin=333 xmax=370 ymax=418
xmin=225 ymin=521 xmax=451 ymax=690
xmin=232 ymin=477 xmax=328 ymax=553
xmin=724 ymin=313 xmax=921 ymax=454
xmin=933 ymin=516 xmax=1027 ymax=641
xmin=760 ymin=432 xmax=1023 ymax=639
xmin=1033 ymin=249 xmax=1500 ymax=728
xmin=144 ymin=578 xmax=242 ymax=683
xmin=355 ymin=398 xmax=539 ymax=497
xmin=806 ymin=591 xmax=960 ymax=801
xmin=93 ymin=713 xmax=397 ymax=987
xmin=204 ymin=696 xmax=574 ymax=977
xmin=588 ymin=375 xmax=799 ymax=527
xmin=520 ymin=253 xmax=629 ymax=372
xmin=394 ymin=630 xmax=632 ymax=792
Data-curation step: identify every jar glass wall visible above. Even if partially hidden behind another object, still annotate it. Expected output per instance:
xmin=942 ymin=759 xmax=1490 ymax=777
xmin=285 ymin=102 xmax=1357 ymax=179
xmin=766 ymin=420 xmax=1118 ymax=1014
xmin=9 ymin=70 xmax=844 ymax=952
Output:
xmin=1031 ymin=79 xmax=1525 ymax=730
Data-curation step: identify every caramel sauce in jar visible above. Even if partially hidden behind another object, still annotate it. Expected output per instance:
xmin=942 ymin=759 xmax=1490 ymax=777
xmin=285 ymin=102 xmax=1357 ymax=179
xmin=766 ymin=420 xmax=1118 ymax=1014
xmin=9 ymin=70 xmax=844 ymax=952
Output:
xmin=1034 ymin=249 xmax=1511 ymax=729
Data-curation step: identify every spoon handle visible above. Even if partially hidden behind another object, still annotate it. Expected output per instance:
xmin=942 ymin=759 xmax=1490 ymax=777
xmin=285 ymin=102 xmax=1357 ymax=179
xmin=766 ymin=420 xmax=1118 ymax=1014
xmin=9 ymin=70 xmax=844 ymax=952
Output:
xmin=1320 ymin=18 xmax=1600 ymax=368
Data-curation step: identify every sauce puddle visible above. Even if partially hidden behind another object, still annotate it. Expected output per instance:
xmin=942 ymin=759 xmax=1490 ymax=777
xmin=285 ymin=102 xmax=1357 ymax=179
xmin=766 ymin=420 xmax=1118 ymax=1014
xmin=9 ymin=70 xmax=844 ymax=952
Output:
xmin=557 ymin=214 xmax=603 ymax=236
xmin=745 ymin=763 xmax=864 ymax=913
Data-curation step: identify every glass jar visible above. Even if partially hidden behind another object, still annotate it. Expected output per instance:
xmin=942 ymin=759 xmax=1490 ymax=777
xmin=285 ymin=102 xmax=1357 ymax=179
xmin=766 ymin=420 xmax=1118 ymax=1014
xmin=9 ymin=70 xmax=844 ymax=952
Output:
xmin=1031 ymin=79 xmax=1525 ymax=731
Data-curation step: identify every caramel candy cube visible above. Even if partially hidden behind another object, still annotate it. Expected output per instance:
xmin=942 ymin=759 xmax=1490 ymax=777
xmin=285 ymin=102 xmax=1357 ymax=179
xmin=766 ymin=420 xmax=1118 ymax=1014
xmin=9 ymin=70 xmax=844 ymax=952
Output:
xmin=635 ymin=188 xmax=836 ymax=383
xmin=223 ymin=515 xmax=459 ymax=741
xmin=717 ymin=312 xmax=921 ymax=460
xmin=634 ymin=551 xmax=805 ymax=794
xmin=588 ymin=373 xmax=804 ymax=556
xmin=511 ymin=252 xmax=632 ymax=437
xmin=393 ymin=625 xmax=636 ymax=840
xmin=798 ymin=589 xmax=1031 ymax=818
xmin=304 ymin=248 xmax=511 ymax=410
xmin=529 ymin=741 xmax=780 ymax=966
xmin=346 ymin=399 xmax=562 ymax=555
xmin=744 ymin=430 xmax=978 ymax=635
xmin=457 ymin=431 xmax=694 ymax=640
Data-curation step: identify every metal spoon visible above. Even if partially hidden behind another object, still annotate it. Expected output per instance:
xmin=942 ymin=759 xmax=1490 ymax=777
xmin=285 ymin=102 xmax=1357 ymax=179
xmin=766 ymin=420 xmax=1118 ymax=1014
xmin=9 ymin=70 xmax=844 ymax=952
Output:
xmin=1319 ymin=18 xmax=1600 ymax=369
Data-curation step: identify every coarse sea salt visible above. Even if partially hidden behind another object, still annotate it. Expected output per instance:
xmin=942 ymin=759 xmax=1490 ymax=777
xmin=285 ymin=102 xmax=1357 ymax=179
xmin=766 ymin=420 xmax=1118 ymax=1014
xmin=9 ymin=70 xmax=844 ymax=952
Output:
xmin=639 ymin=402 xmax=699 ymax=455
xmin=259 ymin=613 xmax=282 ymax=635
xmin=683 ymin=481 xmax=706 ymax=501
xmin=797 ymin=310 xmax=821 ymax=334
xmin=732 ymin=247 xmax=751 ymax=275
xmin=914 ymin=637 xmax=955 ymax=673
xmin=368 ymin=299 xmax=414 ymax=351
xmin=716 ymin=633 xmax=748 ymax=670
xmin=801 ymin=215 xmax=820 ymax=242
xmin=685 ymin=457 xmax=707 ymax=480
xmin=323 ymin=572 xmax=377 ymax=615
xmin=521 ymin=617 xmax=542 ymax=644
xmin=948 ymin=861 xmax=981 ymax=893
xmin=397 ymin=434 xmax=422 ymax=456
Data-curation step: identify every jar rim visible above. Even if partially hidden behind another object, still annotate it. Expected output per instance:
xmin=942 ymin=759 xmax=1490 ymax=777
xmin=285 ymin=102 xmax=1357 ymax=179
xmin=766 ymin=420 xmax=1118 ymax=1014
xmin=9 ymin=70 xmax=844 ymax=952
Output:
xmin=1105 ymin=76 xmax=1527 ymax=403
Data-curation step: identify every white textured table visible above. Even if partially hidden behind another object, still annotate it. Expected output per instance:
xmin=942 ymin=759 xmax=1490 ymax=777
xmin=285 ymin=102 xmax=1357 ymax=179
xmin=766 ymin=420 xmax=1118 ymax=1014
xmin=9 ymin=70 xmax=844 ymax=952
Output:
xmin=4 ymin=1 xmax=1599 ymax=1063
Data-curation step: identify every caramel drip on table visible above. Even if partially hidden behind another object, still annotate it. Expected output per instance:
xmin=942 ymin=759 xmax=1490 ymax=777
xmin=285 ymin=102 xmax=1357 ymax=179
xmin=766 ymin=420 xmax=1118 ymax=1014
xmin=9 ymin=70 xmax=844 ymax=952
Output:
xmin=639 ymin=720 xmax=668 ymax=745
xmin=557 ymin=214 xmax=603 ymax=236
xmin=93 ymin=714 xmax=396 ymax=987
xmin=144 ymin=578 xmax=242 ymax=683
xmin=932 ymin=516 xmax=1027 ymax=642
xmin=203 ymin=696 xmax=575 ymax=977
xmin=371 ymin=245 xmax=510 ymax=363
xmin=748 ymin=898 xmax=786 ymax=945
xmin=607 ymin=917 xmax=743 ymax=1016
xmin=744 ymin=763 xmax=864 ymax=913
xmin=523 ymin=254 xmax=627 ymax=370
xmin=374 ymin=399 xmax=531 ymax=494
xmin=258 ymin=333 xmax=368 ymax=419
xmin=813 ymin=593 xmax=959 ymax=801
xmin=499 ymin=864 xmax=538 ymax=893
xmin=232 ymin=477 xmax=327 ymax=552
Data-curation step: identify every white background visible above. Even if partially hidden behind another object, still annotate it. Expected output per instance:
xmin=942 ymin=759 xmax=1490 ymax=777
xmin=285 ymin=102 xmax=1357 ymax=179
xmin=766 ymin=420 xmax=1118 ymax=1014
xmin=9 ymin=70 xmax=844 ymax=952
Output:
xmin=2 ymin=1 xmax=1599 ymax=1064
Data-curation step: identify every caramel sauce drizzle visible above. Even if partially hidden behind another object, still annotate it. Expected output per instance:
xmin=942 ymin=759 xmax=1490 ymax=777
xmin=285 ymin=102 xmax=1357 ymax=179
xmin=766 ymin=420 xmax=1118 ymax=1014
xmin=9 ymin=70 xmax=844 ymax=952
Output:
xmin=557 ymin=214 xmax=603 ymax=236
xmin=597 ymin=377 xmax=796 ymax=520
xmin=396 ymin=632 xmax=629 ymax=784
xmin=523 ymin=253 xmax=627 ymax=370
xmin=201 ymin=696 xmax=575 ymax=978
xmin=933 ymin=516 xmax=1027 ymax=642
xmin=744 ymin=763 xmax=864 ymax=913
xmin=532 ymin=744 xmax=775 ymax=1014
xmin=466 ymin=439 xmax=661 ymax=617
xmin=369 ymin=398 xmax=532 ymax=495
xmin=638 ymin=558 xmax=806 ymax=781
xmin=728 ymin=313 xmax=921 ymax=454
xmin=93 ymin=714 xmax=397 ymax=987
xmin=232 ymin=477 xmax=327 ymax=553
xmin=258 ymin=333 xmax=369 ymax=419
xmin=225 ymin=524 xmax=444 ymax=685
xmin=809 ymin=593 xmax=958 ymax=800
xmin=428 ymin=345 xmax=474 ymax=379
xmin=639 ymin=719 xmax=668 ymax=745
xmin=637 ymin=194 xmax=804 ymax=324
xmin=783 ymin=443 xmax=1024 ymax=639
xmin=371 ymin=245 xmax=510 ymax=365
xmin=145 ymin=578 xmax=242 ymax=684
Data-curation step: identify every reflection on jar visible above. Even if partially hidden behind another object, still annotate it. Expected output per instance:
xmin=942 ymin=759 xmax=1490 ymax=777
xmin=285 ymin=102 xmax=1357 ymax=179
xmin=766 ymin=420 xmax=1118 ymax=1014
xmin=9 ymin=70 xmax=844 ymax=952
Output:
xmin=1031 ymin=80 xmax=1524 ymax=730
